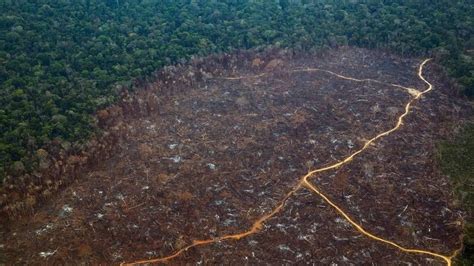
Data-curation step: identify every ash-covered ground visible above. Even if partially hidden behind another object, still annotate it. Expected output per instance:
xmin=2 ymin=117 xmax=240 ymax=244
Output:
xmin=1 ymin=47 xmax=471 ymax=265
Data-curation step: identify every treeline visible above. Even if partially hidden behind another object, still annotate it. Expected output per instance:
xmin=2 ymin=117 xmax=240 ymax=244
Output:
xmin=0 ymin=0 xmax=472 ymax=179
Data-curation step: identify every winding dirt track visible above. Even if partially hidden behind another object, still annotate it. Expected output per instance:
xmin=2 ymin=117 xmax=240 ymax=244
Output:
xmin=122 ymin=59 xmax=461 ymax=265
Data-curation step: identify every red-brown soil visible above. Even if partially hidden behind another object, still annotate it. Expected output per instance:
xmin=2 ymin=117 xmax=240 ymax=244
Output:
xmin=0 ymin=47 xmax=471 ymax=265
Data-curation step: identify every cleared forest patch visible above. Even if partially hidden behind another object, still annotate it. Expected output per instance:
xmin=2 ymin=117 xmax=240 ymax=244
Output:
xmin=0 ymin=48 xmax=471 ymax=264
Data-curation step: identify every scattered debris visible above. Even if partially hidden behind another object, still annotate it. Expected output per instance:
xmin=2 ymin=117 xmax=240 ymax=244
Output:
xmin=59 ymin=205 xmax=73 ymax=217
xmin=169 ymin=155 xmax=182 ymax=163
xmin=347 ymin=140 xmax=355 ymax=149
xmin=35 ymin=224 xmax=54 ymax=235
xmin=207 ymin=163 xmax=216 ymax=170
xmin=169 ymin=144 xmax=178 ymax=150
xmin=39 ymin=249 xmax=57 ymax=258
xmin=1 ymin=47 xmax=469 ymax=265
xmin=278 ymin=244 xmax=294 ymax=253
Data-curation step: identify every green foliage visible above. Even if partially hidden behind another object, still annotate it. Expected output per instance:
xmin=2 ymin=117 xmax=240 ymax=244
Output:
xmin=439 ymin=124 xmax=474 ymax=264
xmin=0 ymin=0 xmax=472 ymax=182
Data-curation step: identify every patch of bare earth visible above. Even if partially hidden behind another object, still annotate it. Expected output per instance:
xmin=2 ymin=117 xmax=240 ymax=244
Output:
xmin=0 ymin=47 xmax=470 ymax=264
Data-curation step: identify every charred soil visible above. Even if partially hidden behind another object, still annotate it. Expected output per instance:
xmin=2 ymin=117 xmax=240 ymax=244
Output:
xmin=1 ymin=47 xmax=472 ymax=265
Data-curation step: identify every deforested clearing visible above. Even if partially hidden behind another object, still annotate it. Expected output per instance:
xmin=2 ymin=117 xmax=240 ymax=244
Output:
xmin=1 ymin=48 xmax=472 ymax=265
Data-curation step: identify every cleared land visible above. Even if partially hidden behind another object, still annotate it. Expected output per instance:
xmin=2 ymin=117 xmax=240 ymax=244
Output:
xmin=0 ymin=48 xmax=471 ymax=265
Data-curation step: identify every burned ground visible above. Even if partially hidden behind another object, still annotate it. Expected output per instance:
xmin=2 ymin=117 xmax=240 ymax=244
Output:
xmin=0 ymin=47 xmax=471 ymax=265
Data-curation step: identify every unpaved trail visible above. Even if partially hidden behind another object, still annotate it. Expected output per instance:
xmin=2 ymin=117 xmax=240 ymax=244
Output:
xmin=123 ymin=60 xmax=458 ymax=266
